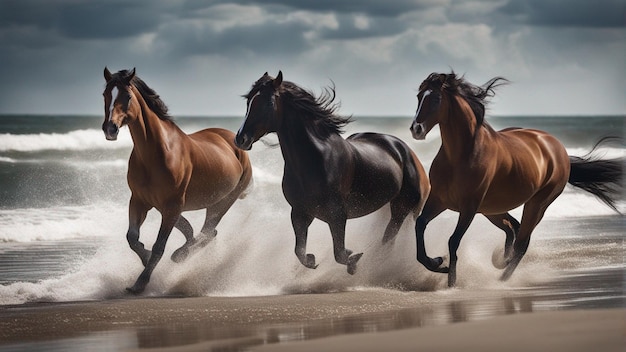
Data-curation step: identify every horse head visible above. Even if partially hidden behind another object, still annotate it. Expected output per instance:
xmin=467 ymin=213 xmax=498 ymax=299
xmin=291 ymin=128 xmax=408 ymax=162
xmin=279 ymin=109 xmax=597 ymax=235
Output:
xmin=102 ymin=67 xmax=140 ymax=141
xmin=410 ymin=72 xmax=450 ymax=140
xmin=235 ymin=71 xmax=283 ymax=150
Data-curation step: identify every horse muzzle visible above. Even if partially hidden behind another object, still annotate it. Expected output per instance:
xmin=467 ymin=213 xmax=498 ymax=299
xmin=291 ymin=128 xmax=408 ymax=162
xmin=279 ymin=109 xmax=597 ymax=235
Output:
xmin=234 ymin=133 xmax=253 ymax=150
xmin=102 ymin=121 xmax=119 ymax=141
xmin=410 ymin=121 xmax=427 ymax=140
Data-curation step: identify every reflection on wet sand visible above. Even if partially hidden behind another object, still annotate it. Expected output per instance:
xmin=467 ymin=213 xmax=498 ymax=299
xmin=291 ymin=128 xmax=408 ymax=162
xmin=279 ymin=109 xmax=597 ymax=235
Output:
xmin=2 ymin=266 xmax=621 ymax=352
xmin=110 ymin=270 xmax=626 ymax=352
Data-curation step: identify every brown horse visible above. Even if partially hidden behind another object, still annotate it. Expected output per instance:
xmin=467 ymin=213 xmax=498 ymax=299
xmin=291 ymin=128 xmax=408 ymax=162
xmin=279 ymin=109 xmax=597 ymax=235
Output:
xmin=410 ymin=71 xmax=622 ymax=287
xmin=102 ymin=68 xmax=253 ymax=294
xmin=235 ymin=71 xmax=429 ymax=274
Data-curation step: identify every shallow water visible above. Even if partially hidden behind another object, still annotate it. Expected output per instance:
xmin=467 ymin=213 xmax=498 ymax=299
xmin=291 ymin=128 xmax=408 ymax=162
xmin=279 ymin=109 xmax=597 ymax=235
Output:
xmin=0 ymin=216 xmax=623 ymax=352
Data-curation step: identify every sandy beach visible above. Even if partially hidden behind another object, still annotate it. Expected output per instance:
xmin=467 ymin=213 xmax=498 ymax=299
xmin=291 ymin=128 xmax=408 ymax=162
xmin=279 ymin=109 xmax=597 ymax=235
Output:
xmin=1 ymin=279 xmax=624 ymax=351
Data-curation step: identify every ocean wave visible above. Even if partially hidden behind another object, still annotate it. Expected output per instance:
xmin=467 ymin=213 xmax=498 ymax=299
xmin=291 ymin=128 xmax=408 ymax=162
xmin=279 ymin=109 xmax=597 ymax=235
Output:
xmin=0 ymin=129 xmax=133 ymax=152
xmin=0 ymin=156 xmax=16 ymax=163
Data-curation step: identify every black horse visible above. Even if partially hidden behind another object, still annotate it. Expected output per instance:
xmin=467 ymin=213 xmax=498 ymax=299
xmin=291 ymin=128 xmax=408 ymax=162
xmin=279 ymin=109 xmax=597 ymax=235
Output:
xmin=235 ymin=71 xmax=430 ymax=274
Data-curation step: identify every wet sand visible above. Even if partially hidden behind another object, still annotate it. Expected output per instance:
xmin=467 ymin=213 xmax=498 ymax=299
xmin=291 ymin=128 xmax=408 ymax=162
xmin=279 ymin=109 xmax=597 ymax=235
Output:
xmin=1 ymin=266 xmax=624 ymax=351
xmin=1 ymin=215 xmax=624 ymax=351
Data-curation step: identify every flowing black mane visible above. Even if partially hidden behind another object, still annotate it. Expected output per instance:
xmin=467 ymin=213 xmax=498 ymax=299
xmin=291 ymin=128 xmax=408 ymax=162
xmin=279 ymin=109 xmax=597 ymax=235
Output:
xmin=424 ymin=71 xmax=508 ymax=126
xmin=246 ymin=75 xmax=352 ymax=138
xmin=108 ymin=69 xmax=172 ymax=121
xmin=281 ymin=81 xmax=352 ymax=138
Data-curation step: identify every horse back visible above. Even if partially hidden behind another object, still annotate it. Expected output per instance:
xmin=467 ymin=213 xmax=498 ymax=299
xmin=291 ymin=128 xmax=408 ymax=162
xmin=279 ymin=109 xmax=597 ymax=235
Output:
xmin=347 ymin=132 xmax=429 ymax=209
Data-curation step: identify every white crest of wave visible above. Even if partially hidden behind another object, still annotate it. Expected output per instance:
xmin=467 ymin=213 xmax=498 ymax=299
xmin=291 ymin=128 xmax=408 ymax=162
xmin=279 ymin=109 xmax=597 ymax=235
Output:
xmin=0 ymin=129 xmax=133 ymax=152
xmin=0 ymin=204 xmax=128 ymax=243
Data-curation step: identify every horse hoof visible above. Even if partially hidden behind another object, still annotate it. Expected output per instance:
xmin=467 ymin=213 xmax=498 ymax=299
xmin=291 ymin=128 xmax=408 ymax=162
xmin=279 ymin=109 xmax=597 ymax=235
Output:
xmin=491 ymin=244 xmax=509 ymax=269
xmin=197 ymin=231 xmax=216 ymax=248
xmin=171 ymin=247 xmax=190 ymax=263
xmin=347 ymin=253 xmax=363 ymax=275
xmin=424 ymin=257 xmax=449 ymax=273
xmin=303 ymin=254 xmax=318 ymax=269
xmin=126 ymin=285 xmax=145 ymax=295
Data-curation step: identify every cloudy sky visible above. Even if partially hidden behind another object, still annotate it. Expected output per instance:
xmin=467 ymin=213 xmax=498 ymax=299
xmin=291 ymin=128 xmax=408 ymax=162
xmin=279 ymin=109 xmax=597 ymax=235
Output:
xmin=0 ymin=0 xmax=624 ymax=117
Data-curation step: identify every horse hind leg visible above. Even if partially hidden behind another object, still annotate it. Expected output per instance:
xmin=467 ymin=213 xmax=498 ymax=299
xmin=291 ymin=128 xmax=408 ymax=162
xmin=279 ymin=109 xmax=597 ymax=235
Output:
xmin=170 ymin=215 xmax=195 ymax=263
xmin=485 ymin=213 xmax=520 ymax=269
xmin=500 ymin=188 xmax=560 ymax=281
xmin=197 ymin=192 xmax=241 ymax=245
xmin=381 ymin=200 xmax=412 ymax=244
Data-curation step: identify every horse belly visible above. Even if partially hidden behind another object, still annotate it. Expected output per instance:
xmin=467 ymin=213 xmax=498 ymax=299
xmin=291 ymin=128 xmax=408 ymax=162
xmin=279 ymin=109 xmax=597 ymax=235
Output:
xmin=184 ymin=165 xmax=241 ymax=210
xmin=345 ymin=163 xmax=403 ymax=218
xmin=479 ymin=188 xmax=531 ymax=214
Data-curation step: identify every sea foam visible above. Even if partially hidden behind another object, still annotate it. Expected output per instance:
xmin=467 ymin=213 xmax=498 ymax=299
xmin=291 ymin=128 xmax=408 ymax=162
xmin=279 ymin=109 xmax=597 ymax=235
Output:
xmin=0 ymin=129 xmax=132 ymax=152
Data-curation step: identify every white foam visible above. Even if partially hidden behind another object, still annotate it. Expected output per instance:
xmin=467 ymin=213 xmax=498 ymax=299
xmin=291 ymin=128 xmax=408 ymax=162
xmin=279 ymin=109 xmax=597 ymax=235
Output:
xmin=0 ymin=129 xmax=133 ymax=152
xmin=0 ymin=156 xmax=16 ymax=163
xmin=0 ymin=204 xmax=128 ymax=243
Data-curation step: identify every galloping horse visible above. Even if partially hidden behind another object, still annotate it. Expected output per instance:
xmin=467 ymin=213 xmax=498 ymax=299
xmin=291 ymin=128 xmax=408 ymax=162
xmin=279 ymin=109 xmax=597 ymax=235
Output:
xmin=235 ymin=72 xmax=430 ymax=274
xmin=410 ymin=71 xmax=622 ymax=287
xmin=102 ymin=68 xmax=253 ymax=294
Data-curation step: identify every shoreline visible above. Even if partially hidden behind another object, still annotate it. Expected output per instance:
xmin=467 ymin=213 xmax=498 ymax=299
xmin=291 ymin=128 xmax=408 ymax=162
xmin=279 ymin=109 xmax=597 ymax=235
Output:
xmin=1 ymin=285 xmax=624 ymax=351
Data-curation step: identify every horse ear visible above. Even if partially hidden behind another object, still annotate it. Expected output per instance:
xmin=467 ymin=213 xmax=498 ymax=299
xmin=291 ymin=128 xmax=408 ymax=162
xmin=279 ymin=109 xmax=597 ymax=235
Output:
xmin=127 ymin=68 xmax=136 ymax=83
xmin=263 ymin=72 xmax=269 ymax=76
xmin=274 ymin=71 xmax=283 ymax=89
xmin=436 ymin=73 xmax=447 ymax=89
xmin=104 ymin=67 xmax=112 ymax=82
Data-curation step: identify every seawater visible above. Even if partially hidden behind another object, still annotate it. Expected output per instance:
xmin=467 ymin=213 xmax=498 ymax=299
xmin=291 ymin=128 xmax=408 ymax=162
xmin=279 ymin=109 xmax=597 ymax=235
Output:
xmin=0 ymin=115 xmax=623 ymax=305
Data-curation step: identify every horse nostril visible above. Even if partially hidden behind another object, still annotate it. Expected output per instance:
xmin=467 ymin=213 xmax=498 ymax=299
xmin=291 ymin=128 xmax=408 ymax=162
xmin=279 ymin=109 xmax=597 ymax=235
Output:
xmin=103 ymin=122 xmax=120 ymax=140
xmin=234 ymin=134 xmax=250 ymax=150
xmin=411 ymin=122 xmax=426 ymax=140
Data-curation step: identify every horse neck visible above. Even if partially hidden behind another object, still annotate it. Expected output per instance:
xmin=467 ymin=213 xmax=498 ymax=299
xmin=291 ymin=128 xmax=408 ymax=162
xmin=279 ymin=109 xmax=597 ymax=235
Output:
xmin=276 ymin=108 xmax=328 ymax=172
xmin=438 ymin=95 xmax=485 ymax=159
xmin=127 ymin=91 xmax=178 ymax=160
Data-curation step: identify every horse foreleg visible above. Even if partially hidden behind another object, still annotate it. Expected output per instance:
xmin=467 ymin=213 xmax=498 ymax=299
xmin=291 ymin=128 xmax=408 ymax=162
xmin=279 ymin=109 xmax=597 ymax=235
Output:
xmin=328 ymin=216 xmax=363 ymax=275
xmin=292 ymin=209 xmax=317 ymax=269
xmin=485 ymin=213 xmax=520 ymax=269
xmin=127 ymin=198 xmax=150 ymax=266
xmin=447 ymin=211 xmax=477 ymax=287
xmin=127 ymin=211 xmax=179 ymax=294
xmin=415 ymin=197 xmax=446 ymax=272
xmin=171 ymin=215 xmax=195 ymax=263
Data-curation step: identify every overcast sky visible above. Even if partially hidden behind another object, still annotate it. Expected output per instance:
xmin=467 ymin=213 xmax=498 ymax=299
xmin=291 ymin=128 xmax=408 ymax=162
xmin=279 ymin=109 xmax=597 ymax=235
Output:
xmin=0 ymin=0 xmax=624 ymax=116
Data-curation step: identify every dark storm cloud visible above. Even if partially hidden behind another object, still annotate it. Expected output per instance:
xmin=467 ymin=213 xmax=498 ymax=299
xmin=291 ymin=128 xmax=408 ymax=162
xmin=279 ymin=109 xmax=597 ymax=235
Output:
xmin=159 ymin=19 xmax=311 ymax=57
xmin=0 ymin=0 xmax=624 ymax=115
xmin=187 ymin=0 xmax=435 ymax=18
xmin=498 ymin=0 xmax=626 ymax=28
xmin=0 ymin=0 xmax=171 ymax=40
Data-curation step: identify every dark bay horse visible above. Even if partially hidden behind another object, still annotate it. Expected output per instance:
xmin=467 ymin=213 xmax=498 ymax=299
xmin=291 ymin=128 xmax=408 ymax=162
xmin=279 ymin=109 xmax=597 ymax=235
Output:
xmin=410 ymin=71 xmax=623 ymax=287
xmin=235 ymin=72 xmax=430 ymax=274
xmin=102 ymin=68 xmax=253 ymax=294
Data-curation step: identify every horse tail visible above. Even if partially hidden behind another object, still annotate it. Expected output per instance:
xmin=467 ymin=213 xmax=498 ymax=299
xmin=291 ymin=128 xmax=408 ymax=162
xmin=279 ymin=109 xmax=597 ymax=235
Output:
xmin=395 ymin=140 xmax=430 ymax=218
xmin=568 ymin=137 xmax=623 ymax=213
xmin=235 ymin=146 xmax=254 ymax=199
